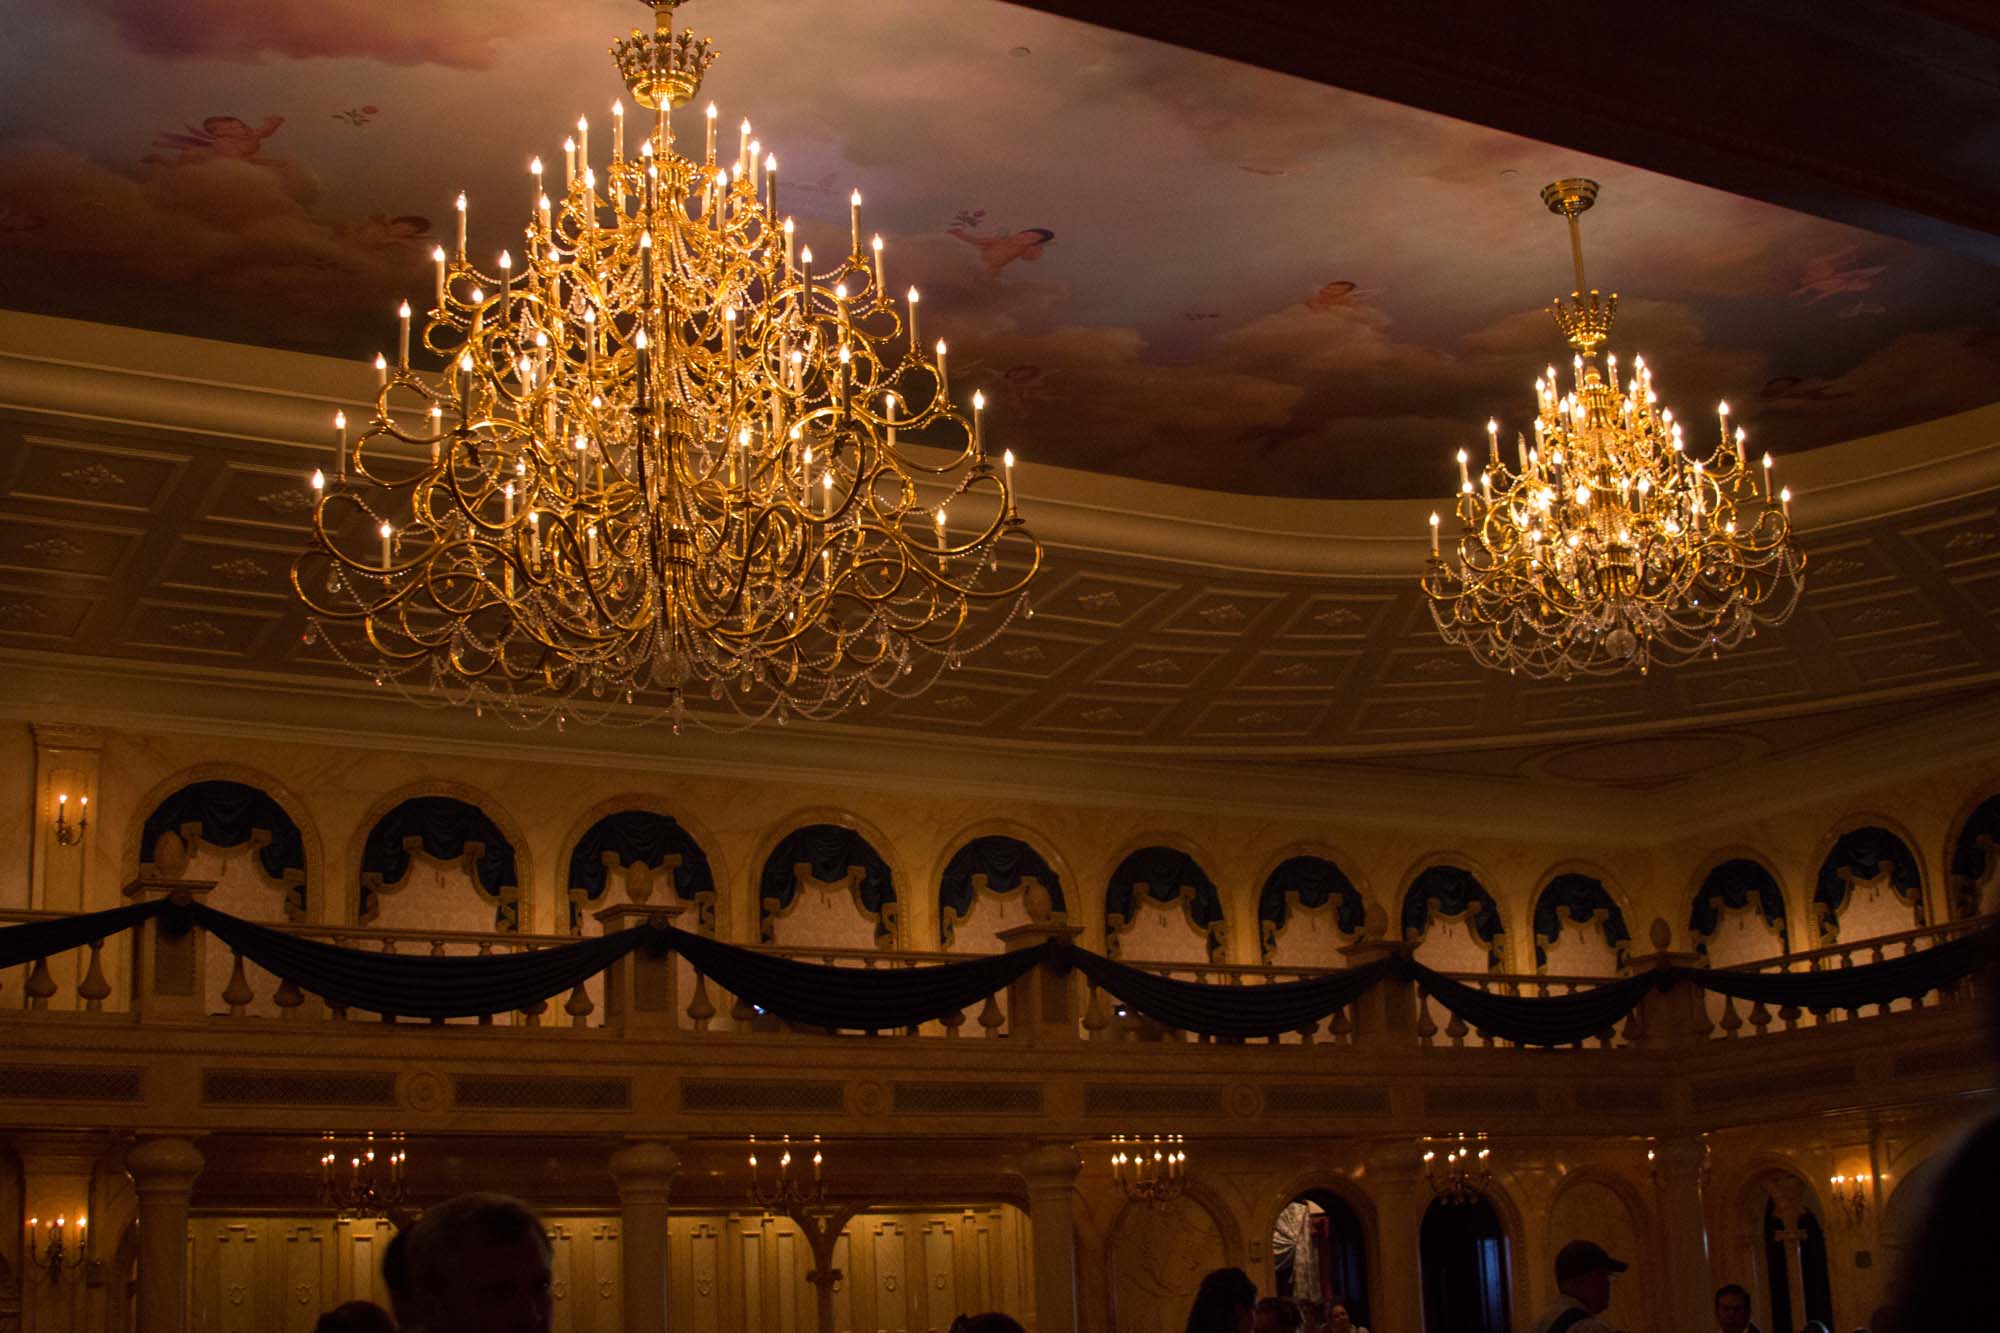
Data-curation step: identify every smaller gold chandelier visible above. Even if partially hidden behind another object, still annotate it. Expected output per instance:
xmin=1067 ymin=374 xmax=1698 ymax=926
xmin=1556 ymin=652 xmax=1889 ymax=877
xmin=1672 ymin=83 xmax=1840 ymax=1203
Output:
xmin=1111 ymin=1134 xmax=1187 ymax=1206
xmin=318 ymin=1133 xmax=408 ymax=1219
xmin=1422 ymin=179 xmax=1804 ymax=679
xmin=749 ymin=1134 xmax=826 ymax=1213
xmin=1423 ymin=1133 xmax=1492 ymax=1204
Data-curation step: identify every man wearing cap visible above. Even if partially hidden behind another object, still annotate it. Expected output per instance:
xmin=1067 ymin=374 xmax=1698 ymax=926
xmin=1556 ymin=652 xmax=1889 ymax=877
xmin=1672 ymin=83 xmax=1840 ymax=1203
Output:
xmin=1528 ymin=1239 xmax=1628 ymax=1333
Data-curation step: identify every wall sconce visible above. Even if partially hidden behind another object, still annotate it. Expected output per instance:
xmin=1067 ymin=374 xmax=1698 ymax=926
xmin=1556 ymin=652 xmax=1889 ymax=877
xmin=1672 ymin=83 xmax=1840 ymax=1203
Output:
xmin=52 ymin=791 xmax=88 ymax=847
xmin=26 ymin=1214 xmax=86 ymax=1281
xmin=1829 ymin=1171 xmax=1871 ymax=1223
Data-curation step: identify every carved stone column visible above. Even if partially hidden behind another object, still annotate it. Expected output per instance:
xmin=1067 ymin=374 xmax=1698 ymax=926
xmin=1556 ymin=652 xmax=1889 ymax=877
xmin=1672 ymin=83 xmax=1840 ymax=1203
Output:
xmin=1018 ymin=1144 xmax=1083 ymax=1333
xmin=1363 ymin=1152 xmax=1427 ymax=1333
xmin=1653 ymin=1136 xmax=1714 ymax=1333
xmin=126 ymin=1137 xmax=202 ymax=1333
xmin=608 ymin=1140 xmax=680 ymax=1333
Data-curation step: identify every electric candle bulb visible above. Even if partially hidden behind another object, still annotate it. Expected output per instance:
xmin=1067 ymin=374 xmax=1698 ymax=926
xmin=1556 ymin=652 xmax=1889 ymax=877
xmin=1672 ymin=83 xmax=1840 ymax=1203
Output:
xmin=704 ymin=102 xmax=718 ymax=162
xmin=1429 ymin=511 xmax=1441 ymax=558
xmin=907 ymin=286 xmax=921 ymax=347
xmin=374 ymin=353 xmax=387 ymax=386
xmin=379 ymin=522 xmax=393 ymax=569
xmin=311 ymin=469 xmax=324 ymax=491
xmin=432 ymin=245 xmax=447 ymax=306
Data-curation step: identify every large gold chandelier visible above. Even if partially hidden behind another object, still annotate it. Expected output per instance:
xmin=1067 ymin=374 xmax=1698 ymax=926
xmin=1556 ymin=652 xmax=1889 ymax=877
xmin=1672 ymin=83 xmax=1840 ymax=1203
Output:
xmin=1421 ymin=180 xmax=1803 ymax=679
xmin=293 ymin=0 xmax=1039 ymax=729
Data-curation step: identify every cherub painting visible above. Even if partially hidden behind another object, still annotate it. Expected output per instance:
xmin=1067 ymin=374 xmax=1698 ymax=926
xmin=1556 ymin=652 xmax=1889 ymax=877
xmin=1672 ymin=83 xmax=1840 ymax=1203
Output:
xmin=142 ymin=114 xmax=286 ymax=167
xmin=948 ymin=217 xmax=1055 ymax=276
xmin=1791 ymin=248 xmax=1887 ymax=305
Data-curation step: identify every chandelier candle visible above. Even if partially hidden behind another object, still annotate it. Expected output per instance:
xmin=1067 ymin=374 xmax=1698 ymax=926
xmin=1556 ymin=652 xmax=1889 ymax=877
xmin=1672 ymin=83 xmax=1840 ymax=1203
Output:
xmin=292 ymin=0 xmax=1038 ymax=729
xmin=1421 ymin=179 xmax=1803 ymax=679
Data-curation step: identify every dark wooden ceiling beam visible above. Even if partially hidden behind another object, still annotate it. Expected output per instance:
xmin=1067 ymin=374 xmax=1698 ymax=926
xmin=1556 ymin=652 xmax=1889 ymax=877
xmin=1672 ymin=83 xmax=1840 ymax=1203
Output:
xmin=1002 ymin=0 xmax=2000 ymax=264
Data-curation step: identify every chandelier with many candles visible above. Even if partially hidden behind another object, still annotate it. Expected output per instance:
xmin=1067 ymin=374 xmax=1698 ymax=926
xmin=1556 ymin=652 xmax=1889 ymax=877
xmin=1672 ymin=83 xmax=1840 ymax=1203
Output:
xmin=1421 ymin=179 xmax=1804 ymax=679
xmin=293 ymin=0 xmax=1039 ymax=729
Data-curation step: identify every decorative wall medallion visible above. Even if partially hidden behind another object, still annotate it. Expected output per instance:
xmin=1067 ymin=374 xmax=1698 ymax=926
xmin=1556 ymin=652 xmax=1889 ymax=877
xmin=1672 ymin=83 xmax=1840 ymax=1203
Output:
xmin=1134 ymin=656 xmax=1180 ymax=679
xmin=1312 ymin=606 xmax=1362 ymax=630
xmin=1195 ymin=602 xmax=1246 ymax=625
xmin=1227 ymin=1082 xmax=1262 ymax=1117
xmin=60 ymin=462 xmax=126 ymax=492
xmin=935 ymin=1274 xmax=948 ymax=1290
xmin=256 ymin=487 xmax=315 ymax=515
xmin=211 ymin=557 xmax=271 ymax=583
xmin=167 ymin=618 xmax=228 ymax=642
xmin=227 ymin=1284 xmax=247 ymax=1306
xmin=849 ymin=1079 xmax=888 ymax=1115
xmin=0 ymin=601 xmax=49 ymax=627
xmin=598 ymin=1280 xmax=614 ymax=1299
xmin=400 ymin=1069 xmax=447 ymax=1111
xmin=295 ymin=1283 xmax=314 ymax=1305
xmin=1076 ymin=589 xmax=1121 ymax=611
xmin=551 ymin=1280 xmax=568 ymax=1301
xmin=1001 ymin=642 xmax=1047 ymax=664
xmin=1080 ymin=705 xmax=1123 ymax=723
xmin=883 ymin=1275 xmax=899 ymax=1293
xmin=695 ymin=1276 xmax=714 ymax=1297
xmin=23 ymin=536 xmax=83 ymax=560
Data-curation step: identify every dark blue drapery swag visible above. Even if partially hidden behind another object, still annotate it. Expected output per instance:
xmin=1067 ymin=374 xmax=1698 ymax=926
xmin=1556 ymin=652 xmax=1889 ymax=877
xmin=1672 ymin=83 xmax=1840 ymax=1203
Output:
xmin=1814 ymin=827 xmax=1923 ymax=935
xmin=757 ymin=825 xmax=895 ymax=943
xmin=1689 ymin=858 xmax=1788 ymax=955
xmin=140 ymin=780 xmax=308 ymax=916
xmin=1531 ymin=874 xmax=1632 ymax=970
xmin=1401 ymin=866 xmax=1505 ymax=968
xmin=1 ymin=901 xmax=1995 ymax=1042
xmin=565 ymin=810 xmax=716 ymax=929
xmin=1105 ymin=847 xmax=1224 ymax=958
xmin=358 ymin=796 xmax=520 ymax=928
xmin=938 ymin=836 xmax=1065 ymax=945
xmin=1257 ymin=855 xmax=1364 ymax=958
xmin=1950 ymin=795 xmax=2000 ymax=917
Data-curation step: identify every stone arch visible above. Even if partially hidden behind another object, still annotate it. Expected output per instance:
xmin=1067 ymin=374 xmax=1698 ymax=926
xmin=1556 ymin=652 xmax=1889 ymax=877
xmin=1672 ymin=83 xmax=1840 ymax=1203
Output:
xmin=1945 ymin=786 xmax=2000 ymax=919
xmin=1544 ymin=1165 xmax=1655 ymax=1327
xmin=123 ymin=762 xmax=323 ymax=918
xmin=348 ymin=780 xmax=532 ymax=933
xmin=1810 ymin=816 xmax=1926 ymax=943
xmin=1686 ymin=848 xmax=1791 ymax=961
xmin=755 ymin=810 xmax=902 ymax=949
xmin=1731 ymin=1161 xmax=1833 ymax=1333
xmin=1397 ymin=853 xmax=1507 ymax=973
xmin=555 ymin=794 xmax=723 ymax=934
xmin=933 ymin=826 xmax=1069 ymax=950
xmin=1101 ymin=838 xmax=1227 ymax=963
xmin=1253 ymin=843 xmax=1369 ymax=966
xmin=1529 ymin=864 xmax=1634 ymax=975
xmin=1260 ymin=1170 xmax=1377 ymax=1321
xmin=1108 ymin=1181 xmax=1238 ymax=1333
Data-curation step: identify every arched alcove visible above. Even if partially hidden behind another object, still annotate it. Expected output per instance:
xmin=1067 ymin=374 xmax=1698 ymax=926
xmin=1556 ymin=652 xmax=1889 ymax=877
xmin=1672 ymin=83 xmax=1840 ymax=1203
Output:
xmin=1109 ymin=1188 xmax=1232 ymax=1333
xmin=1813 ymin=824 xmax=1924 ymax=943
xmin=1258 ymin=854 xmax=1365 ymax=966
xmin=936 ymin=834 xmax=1065 ymax=951
xmin=1545 ymin=1169 xmax=1650 ymax=1331
xmin=358 ymin=793 xmax=523 ymax=933
xmin=136 ymin=775 xmax=311 ymax=919
xmin=1761 ymin=1197 xmax=1834 ymax=1332
xmin=1271 ymin=1188 xmax=1369 ymax=1326
xmin=1401 ymin=864 xmax=1505 ymax=973
xmin=1531 ymin=872 xmax=1631 ymax=975
xmin=1689 ymin=856 xmax=1789 ymax=963
xmin=563 ymin=808 xmax=717 ymax=933
xmin=1104 ymin=845 xmax=1225 ymax=963
xmin=758 ymin=823 xmax=896 ymax=948
xmin=1947 ymin=791 xmax=2000 ymax=918
xmin=1419 ymin=1193 xmax=1510 ymax=1333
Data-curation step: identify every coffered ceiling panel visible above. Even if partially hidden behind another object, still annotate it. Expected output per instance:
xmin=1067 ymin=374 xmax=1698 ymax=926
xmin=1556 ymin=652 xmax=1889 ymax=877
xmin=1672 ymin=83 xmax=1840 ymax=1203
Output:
xmin=1277 ymin=596 xmax=1398 ymax=641
xmin=1091 ymin=643 xmax=1230 ymax=690
xmin=0 ymin=517 xmax=142 ymax=581
xmin=0 ymin=435 xmax=189 ymax=515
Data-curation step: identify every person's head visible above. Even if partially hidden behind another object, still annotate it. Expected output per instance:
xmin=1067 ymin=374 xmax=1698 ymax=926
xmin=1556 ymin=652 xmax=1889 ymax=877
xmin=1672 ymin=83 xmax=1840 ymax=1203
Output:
xmin=949 ymin=1316 xmax=1026 ymax=1333
xmin=1253 ymin=1296 xmax=1303 ymax=1333
xmin=314 ymin=1302 xmax=397 ymax=1333
xmin=1186 ymin=1267 xmax=1258 ymax=1333
xmin=381 ymin=1226 xmax=413 ymax=1326
xmin=1715 ymin=1282 xmax=1753 ymax=1332
xmin=1553 ymin=1239 xmax=1626 ymax=1315
xmin=403 ymin=1193 xmax=553 ymax=1333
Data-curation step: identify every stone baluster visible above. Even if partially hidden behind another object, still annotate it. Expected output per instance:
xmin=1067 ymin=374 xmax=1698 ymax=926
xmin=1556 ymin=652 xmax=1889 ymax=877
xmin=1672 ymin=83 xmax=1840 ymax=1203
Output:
xmin=220 ymin=953 xmax=254 ymax=1016
xmin=685 ymin=970 xmax=716 ymax=1030
xmin=78 ymin=938 xmax=112 ymax=1012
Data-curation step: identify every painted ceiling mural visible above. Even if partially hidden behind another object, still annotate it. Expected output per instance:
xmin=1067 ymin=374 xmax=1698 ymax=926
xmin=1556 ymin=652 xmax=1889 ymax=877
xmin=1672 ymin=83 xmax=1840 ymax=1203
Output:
xmin=2 ymin=0 xmax=1997 ymax=500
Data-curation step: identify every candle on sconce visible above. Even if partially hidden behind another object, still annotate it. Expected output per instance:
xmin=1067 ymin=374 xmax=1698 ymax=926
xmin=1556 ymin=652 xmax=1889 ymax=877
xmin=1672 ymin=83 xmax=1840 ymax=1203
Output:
xmin=1486 ymin=417 xmax=1500 ymax=466
xmin=935 ymin=339 xmax=949 ymax=399
xmin=563 ymin=135 xmax=576 ymax=187
xmin=611 ymin=100 xmax=624 ymax=162
xmin=747 ymin=140 xmax=759 ymax=193
xmin=1456 ymin=448 xmax=1470 ymax=490
xmin=1760 ymin=452 xmax=1773 ymax=500
xmin=1003 ymin=448 xmax=1018 ymax=520
xmin=704 ymin=103 xmax=717 ymax=165
xmin=432 ymin=245 xmax=447 ymax=309
xmin=528 ymin=511 xmax=541 ymax=563
xmin=906 ymin=287 xmax=921 ymax=351
xmin=311 ymin=469 xmax=325 ymax=493
xmin=1780 ymin=486 xmax=1792 ymax=518
xmin=379 ymin=522 xmax=393 ymax=570
xmin=374 ymin=353 xmax=387 ymax=388
xmin=871 ymin=235 xmax=884 ymax=294
xmin=1429 ymin=511 xmax=1441 ymax=558
xmin=971 ymin=389 xmax=986 ymax=461
xmin=334 ymin=410 xmax=348 ymax=479
xmin=499 ymin=251 xmax=512 ymax=317
xmin=576 ymin=116 xmax=589 ymax=172
xmin=454 ymin=193 xmax=467 ymax=260
xmin=529 ymin=156 xmax=543 ymax=213
xmin=764 ymin=153 xmax=777 ymax=218
xmin=848 ymin=189 xmax=861 ymax=255
xmin=587 ymin=523 xmax=599 ymax=565
xmin=737 ymin=117 xmax=750 ymax=173
xmin=397 ymin=301 xmax=411 ymax=366
xmin=781 ymin=217 xmax=795 ymax=275
xmin=884 ymin=392 xmax=898 ymax=448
